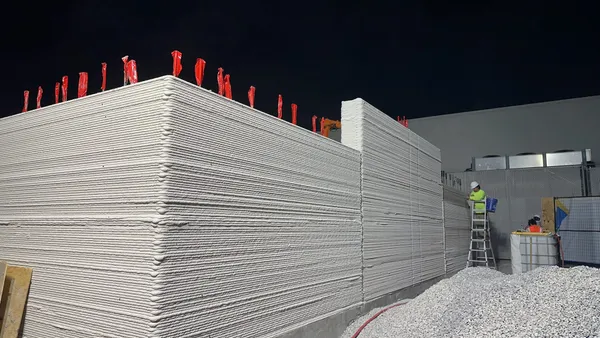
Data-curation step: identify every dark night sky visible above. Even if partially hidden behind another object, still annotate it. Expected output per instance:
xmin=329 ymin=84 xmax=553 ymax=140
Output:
xmin=3 ymin=1 xmax=600 ymax=130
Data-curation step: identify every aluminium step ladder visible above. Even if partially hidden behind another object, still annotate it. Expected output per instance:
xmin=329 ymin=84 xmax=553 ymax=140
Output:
xmin=466 ymin=200 xmax=497 ymax=269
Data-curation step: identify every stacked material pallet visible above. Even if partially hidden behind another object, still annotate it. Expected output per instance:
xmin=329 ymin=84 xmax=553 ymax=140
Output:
xmin=442 ymin=185 xmax=471 ymax=275
xmin=0 ymin=76 xmax=363 ymax=338
xmin=341 ymin=98 xmax=444 ymax=301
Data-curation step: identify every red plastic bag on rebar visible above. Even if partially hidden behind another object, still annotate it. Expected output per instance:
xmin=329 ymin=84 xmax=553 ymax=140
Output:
xmin=277 ymin=94 xmax=283 ymax=119
xmin=78 ymin=72 xmax=88 ymax=98
xmin=224 ymin=74 xmax=232 ymax=99
xmin=54 ymin=83 xmax=59 ymax=103
xmin=122 ymin=56 xmax=129 ymax=85
xmin=195 ymin=58 xmax=206 ymax=86
xmin=171 ymin=50 xmax=182 ymax=77
xmin=126 ymin=60 xmax=138 ymax=84
xmin=22 ymin=90 xmax=29 ymax=112
xmin=101 ymin=63 xmax=107 ymax=91
xmin=36 ymin=86 xmax=43 ymax=108
xmin=61 ymin=76 xmax=68 ymax=102
xmin=248 ymin=86 xmax=255 ymax=108
xmin=291 ymin=103 xmax=298 ymax=125
xmin=217 ymin=68 xmax=224 ymax=95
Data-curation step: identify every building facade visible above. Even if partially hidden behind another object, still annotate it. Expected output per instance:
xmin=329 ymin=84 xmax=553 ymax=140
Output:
xmin=408 ymin=95 xmax=600 ymax=173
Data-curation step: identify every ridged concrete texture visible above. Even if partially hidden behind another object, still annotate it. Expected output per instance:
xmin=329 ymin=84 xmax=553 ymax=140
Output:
xmin=341 ymin=98 xmax=445 ymax=301
xmin=442 ymin=186 xmax=471 ymax=275
xmin=0 ymin=76 xmax=363 ymax=338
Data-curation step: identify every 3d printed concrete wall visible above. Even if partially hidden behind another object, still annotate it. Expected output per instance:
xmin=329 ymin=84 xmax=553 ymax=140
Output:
xmin=341 ymin=98 xmax=445 ymax=301
xmin=0 ymin=76 xmax=452 ymax=338
xmin=442 ymin=186 xmax=471 ymax=275
xmin=0 ymin=76 xmax=363 ymax=337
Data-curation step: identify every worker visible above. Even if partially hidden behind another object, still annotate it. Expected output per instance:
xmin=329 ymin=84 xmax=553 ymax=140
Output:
xmin=468 ymin=181 xmax=486 ymax=212
xmin=526 ymin=215 xmax=542 ymax=232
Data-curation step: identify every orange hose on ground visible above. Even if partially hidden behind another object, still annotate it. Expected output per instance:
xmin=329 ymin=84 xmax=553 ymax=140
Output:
xmin=351 ymin=302 xmax=406 ymax=338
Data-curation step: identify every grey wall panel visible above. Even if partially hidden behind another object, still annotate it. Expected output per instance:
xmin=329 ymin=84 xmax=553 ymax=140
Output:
xmin=409 ymin=95 xmax=600 ymax=172
xmin=545 ymin=167 xmax=585 ymax=197
xmin=591 ymin=168 xmax=600 ymax=195
xmin=450 ymin=168 xmax=583 ymax=259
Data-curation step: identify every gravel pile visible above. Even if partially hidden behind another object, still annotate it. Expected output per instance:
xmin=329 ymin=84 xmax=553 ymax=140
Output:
xmin=343 ymin=266 xmax=600 ymax=338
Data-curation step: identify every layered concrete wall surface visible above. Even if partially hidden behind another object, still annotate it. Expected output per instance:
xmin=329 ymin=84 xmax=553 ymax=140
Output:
xmin=0 ymin=76 xmax=463 ymax=338
xmin=341 ymin=99 xmax=445 ymax=301
xmin=442 ymin=186 xmax=471 ymax=275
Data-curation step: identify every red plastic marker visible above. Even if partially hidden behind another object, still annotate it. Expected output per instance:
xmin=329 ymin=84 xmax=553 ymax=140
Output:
xmin=224 ymin=74 xmax=232 ymax=99
xmin=291 ymin=103 xmax=298 ymax=125
xmin=22 ymin=90 xmax=29 ymax=112
xmin=195 ymin=58 xmax=206 ymax=86
xmin=61 ymin=76 xmax=68 ymax=102
xmin=217 ymin=68 xmax=224 ymax=95
xmin=171 ymin=50 xmax=183 ymax=77
xmin=277 ymin=95 xmax=283 ymax=119
xmin=78 ymin=72 xmax=89 ymax=98
xmin=248 ymin=86 xmax=256 ymax=108
xmin=122 ymin=56 xmax=129 ymax=85
xmin=36 ymin=86 xmax=43 ymax=109
xmin=312 ymin=115 xmax=317 ymax=132
xmin=54 ymin=83 xmax=60 ymax=103
xmin=101 ymin=62 xmax=107 ymax=91
xmin=397 ymin=115 xmax=408 ymax=127
xmin=126 ymin=60 xmax=138 ymax=84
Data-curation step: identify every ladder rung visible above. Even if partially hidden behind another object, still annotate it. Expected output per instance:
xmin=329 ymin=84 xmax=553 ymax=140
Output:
xmin=468 ymin=211 xmax=495 ymax=267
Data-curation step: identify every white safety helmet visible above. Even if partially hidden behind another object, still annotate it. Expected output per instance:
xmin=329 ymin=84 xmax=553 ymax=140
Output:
xmin=470 ymin=181 xmax=479 ymax=190
xmin=533 ymin=215 xmax=541 ymax=222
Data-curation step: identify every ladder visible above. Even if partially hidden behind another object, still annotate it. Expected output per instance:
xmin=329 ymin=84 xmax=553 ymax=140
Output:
xmin=466 ymin=200 xmax=497 ymax=269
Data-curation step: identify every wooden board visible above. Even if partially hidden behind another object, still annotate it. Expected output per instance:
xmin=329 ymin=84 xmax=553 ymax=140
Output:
xmin=541 ymin=197 xmax=555 ymax=233
xmin=0 ymin=265 xmax=33 ymax=338
xmin=0 ymin=262 xmax=6 ymax=305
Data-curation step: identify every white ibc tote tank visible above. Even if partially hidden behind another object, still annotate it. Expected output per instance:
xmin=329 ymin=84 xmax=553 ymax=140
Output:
xmin=510 ymin=232 xmax=559 ymax=273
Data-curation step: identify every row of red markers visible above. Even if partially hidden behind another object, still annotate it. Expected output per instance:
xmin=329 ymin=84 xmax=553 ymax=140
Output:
xmin=21 ymin=49 xmax=406 ymax=131
xmin=21 ymin=50 xmax=302 ymax=126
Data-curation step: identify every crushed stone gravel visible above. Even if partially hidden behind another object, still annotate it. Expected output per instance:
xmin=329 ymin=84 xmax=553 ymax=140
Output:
xmin=342 ymin=266 xmax=600 ymax=338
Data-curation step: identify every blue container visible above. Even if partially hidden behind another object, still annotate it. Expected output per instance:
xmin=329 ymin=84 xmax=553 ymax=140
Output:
xmin=486 ymin=197 xmax=498 ymax=212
